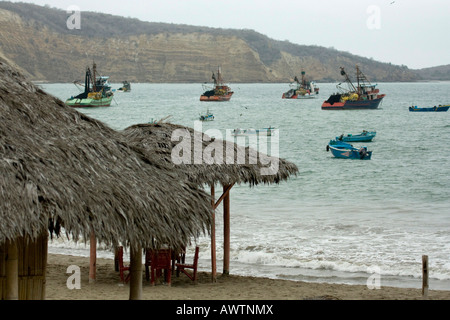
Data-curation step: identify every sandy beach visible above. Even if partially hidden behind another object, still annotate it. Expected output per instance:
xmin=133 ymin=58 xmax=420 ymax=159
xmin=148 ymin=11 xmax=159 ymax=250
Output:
xmin=45 ymin=254 xmax=450 ymax=301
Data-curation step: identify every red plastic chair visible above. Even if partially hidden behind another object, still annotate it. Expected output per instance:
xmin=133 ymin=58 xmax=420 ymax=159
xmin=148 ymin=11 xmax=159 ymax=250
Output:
xmin=150 ymin=248 xmax=172 ymax=286
xmin=175 ymin=246 xmax=199 ymax=283
xmin=117 ymin=246 xmax=131 ymax=283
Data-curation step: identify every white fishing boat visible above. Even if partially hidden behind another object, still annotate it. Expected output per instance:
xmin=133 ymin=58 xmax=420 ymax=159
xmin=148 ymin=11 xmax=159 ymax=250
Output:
xmin=231 ymin=126 xmax=275 ymax=136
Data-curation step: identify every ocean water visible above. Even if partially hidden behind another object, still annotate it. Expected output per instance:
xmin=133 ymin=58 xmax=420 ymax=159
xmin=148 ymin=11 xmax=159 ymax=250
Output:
xmin=40 ymin=81 xmax=450 ymax=290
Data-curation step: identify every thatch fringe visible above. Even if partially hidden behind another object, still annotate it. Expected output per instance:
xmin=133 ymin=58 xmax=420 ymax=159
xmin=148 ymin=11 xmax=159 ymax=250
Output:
xmin=122 ymin=123 xmax=299 ymax=187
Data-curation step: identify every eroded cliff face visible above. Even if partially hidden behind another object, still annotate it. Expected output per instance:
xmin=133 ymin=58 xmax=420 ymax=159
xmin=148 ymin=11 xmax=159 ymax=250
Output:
xmin=0 ymin=6 xmax=418 ymax=83
xmin=0 ymin=8 xmax=276 ymax=83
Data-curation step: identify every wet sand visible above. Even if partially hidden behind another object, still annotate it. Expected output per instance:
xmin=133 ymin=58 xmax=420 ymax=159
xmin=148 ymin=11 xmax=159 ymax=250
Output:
xmin=45 ymin=253 xmax=450 ymax=300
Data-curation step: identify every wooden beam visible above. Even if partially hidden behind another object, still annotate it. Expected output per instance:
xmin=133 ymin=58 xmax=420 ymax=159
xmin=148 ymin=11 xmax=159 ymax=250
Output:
xmin=422 ymin=255 xmax=429 ymax=298
xmin=114 ymin=246 xmax=119 ymax=272
xmin=223 ymin=184 xmax=231 ymax=275
xmin=210 ymin=184 xmax=217 ymax=282
xmin=5 ymin=239 xmax=19 ymax=300
xmin=41 ymin=232 xmax=48 ymax=300
xmin=129 ymin=245 xmax=143 ymax=300
xmin=89 ymin=230 xmax=96 ymax=283
xmin=214 ymin=183 xmax=235 ymax=210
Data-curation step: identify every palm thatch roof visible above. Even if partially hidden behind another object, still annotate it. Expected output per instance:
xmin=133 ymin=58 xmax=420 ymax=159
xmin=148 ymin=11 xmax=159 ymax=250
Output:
xmin=0 ymin=59 xmax=211 ymax=250
xmin=122 ymin=123 xmax=299 ymax=187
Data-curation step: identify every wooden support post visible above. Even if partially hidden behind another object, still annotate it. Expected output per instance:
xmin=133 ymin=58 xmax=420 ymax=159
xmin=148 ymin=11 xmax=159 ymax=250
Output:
xmin=129 ymin=244 xmax=143 ymax=300
xmin=223 ymin=184 xmax=231 ymax=276
xmin=41 ymin=232 xmax=48 ymax=300
xmin=114 ymin=246 xmax=119 ymax=272
xmin=5 ymin=239 xmax=19 ymax=300
xmin=211 ymin=184 xmax=217 ymax=282
xmin=89 ymin=231 xmax=96 ymax=283
xmin=422 ymin=255 xmax=429 ymax=298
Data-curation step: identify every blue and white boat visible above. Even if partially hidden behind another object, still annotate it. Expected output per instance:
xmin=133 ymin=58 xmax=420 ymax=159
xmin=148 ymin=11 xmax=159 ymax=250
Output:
xmin=336 ymin=130 xmax=376 ymax=142
xmin=409 ymin=105 xmax=449 ymax=112
xmin=199 ymin=108 xmax=215 ymax=121
xmin=327 ymin=140 xmax=372 ymax=160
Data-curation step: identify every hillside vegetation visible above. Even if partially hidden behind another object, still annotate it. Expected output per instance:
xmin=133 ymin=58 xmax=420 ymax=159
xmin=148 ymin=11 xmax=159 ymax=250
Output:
xmin=413 ymin=65 xmax=450 ymax=81
xmin=0 ymin=2 xmax=437 ymax=83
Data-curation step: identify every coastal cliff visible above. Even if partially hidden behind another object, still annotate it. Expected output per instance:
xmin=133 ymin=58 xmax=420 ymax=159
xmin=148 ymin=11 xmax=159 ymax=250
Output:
xmin=0 ymin=2 xmax=436 ymax=83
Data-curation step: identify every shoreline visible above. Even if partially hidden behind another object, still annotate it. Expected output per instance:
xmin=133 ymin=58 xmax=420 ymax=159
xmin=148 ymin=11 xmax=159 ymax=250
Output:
xmin=45 ymin=254 xmax=450 ymax=300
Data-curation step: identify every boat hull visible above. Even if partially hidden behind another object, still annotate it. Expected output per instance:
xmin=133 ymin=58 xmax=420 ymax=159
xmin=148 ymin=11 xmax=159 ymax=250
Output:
xmin=322 ymin=97 xmax=384 ymax=110
xmin=65 ymin=96 xmax=113 ymax=108
xmin=199 ymin=115 xmax=214 ymax=121
xmin=296 ymin=95 xmax=317 ymax=99
xmin=328 ymin=145 xmax=372 ymax=160
xmin=409 ymin=105 xmax=449 ymax=112
xmin=282 ymin=93 xmax=318 ymax=99
xmin=232 ymin=127 xmax=275 ymax=136
xmin=337 ymin=132 xmax=376 ymax=142
xmin=340 ymin=137 xmax=375 ymax=142
xmin=200 ymin=93 xmax=233 ymax=101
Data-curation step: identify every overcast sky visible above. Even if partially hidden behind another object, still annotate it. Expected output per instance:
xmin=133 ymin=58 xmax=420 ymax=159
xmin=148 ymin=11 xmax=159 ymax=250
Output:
xmin=6 ymin=0 xmax=450 ymax=69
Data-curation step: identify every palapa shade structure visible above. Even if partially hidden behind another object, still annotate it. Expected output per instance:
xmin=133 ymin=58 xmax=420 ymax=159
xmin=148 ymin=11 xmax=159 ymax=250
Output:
xmin=123 ymin=122 xmax=299 ymax=280
xmin=0 ymin=59 xmax=212 ymax=300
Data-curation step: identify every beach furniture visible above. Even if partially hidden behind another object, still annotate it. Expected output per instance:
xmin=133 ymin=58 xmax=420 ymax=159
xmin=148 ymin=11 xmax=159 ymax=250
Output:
xmin=148 ymin=248 xmax=172 ymax=286
xmin=175 ymin=246 xmax=200 ymax=283
xmin=117 ymin=246 xmax=131 ymax=284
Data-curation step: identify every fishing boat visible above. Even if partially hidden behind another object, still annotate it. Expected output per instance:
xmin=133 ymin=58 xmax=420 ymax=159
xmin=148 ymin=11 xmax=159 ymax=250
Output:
xmin=336 ymin=130 xmax=376 ymax=142
xmin=232 ymin=126 xmax=275 ymax=136
xmin=282 ymin=70 xmax=319 ymax=99
xmin=327 ymin=139 xmax=372 ymax=160
xmin=200 ymin=67 xmax=234 ymax=101
xmin=117 ymin=80 xmax=131 ymax=92
xmin=322 ymin=65 xmax=385 ymax=110
xmin=199 ymin=108 xmax=215 ymax=121
xmin=95 ymin=75 xmax=112 ymax=93
xmin=66 ymin=62 xmax=114 ymax=108
xmin=409 ymin=105 xmax=449 ymax=112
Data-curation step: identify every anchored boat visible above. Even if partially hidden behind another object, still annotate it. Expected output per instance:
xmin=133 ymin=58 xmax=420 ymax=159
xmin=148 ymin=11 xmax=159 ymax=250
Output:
xmin=199 ymin=108 xmax=215 ymax=121
xmin=327 ymin=139 xmax=372 ymax=160
xmin=409 ymin=105 xmax=449 ymax=112
xmin=117 ymin=80 xmax=131 ymax=92
xmin=200 ymin=67 xmax=234 ymax=101
xmin=231 ymin=126 xmax=276 ymax=136
xmin=66 ymin=62 xmax=114 ymax=108
xmin=282 ymin=70 xmax=319 ymax=99
xmin=336 ymin=131 xmax=376 ymax=142
xmin=322 ymin=65 xmax=385 ymax=110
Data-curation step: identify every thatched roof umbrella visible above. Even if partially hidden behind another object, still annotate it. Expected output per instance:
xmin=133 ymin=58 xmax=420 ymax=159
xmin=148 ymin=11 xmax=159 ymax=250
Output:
xmin=0 ymin=59 xmax=212 ymax=299
xmin=122 ymin=122 xmax=299 ymax=280
xmin=123 ymin=123 xmax=298 ymax=186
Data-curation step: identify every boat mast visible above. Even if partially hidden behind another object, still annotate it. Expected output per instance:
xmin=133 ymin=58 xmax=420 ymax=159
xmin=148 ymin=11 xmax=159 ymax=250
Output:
xmin=217 ymin=66 xmax=223 ymax=86
xmin=211 ymin=71 xmax=217 ymax=87
xmin=84 ymin=66 xmax=91 ymax=94
xmin=92 ymin=61 xmax=97 ymax=92
xmin=301 ymin=70 xmax=306 ymax=86
xmin=356 ymin=65 xmax=361 ymax=95
xmin=340 ymin=67 xmax=357 ymax=92
xmin=355 ymin=65 xmax=372 ymax=92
